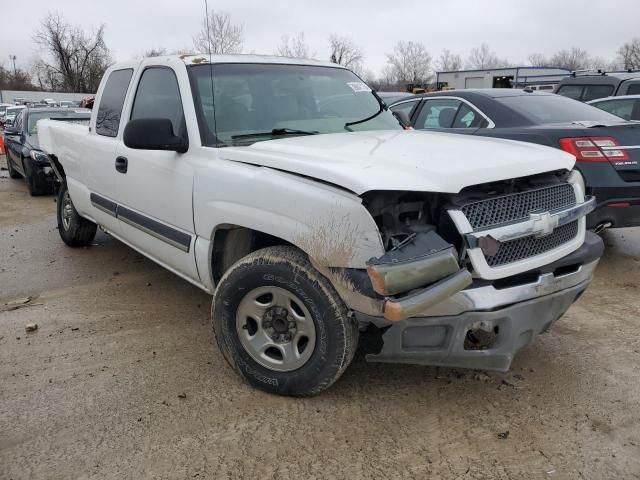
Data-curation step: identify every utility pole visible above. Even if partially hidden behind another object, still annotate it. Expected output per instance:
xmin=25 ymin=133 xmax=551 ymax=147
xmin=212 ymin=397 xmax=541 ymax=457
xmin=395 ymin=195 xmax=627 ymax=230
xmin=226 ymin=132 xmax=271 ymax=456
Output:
xmin=9 ymin=55 xmax=17 ymax=76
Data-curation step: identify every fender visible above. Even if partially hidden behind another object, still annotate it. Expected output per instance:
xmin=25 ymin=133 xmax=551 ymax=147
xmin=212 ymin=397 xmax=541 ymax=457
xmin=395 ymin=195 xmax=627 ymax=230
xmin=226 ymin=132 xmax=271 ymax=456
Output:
xmin=193 ymin=160 xmax=385 ymax=271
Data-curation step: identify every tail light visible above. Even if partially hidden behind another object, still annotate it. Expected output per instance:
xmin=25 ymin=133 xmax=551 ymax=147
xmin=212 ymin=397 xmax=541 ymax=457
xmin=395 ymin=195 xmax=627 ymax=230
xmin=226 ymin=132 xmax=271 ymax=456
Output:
xmin=559 ymin=136 xmax=630 ymax=162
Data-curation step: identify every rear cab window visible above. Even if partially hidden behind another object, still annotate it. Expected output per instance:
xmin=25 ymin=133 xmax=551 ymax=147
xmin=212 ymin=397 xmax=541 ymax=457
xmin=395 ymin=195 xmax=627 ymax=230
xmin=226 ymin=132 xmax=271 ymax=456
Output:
xmin=96 ymin=69 xmax=134 ymax=137
xmin=557 ymin=84 xmax=614 ymax=102
xmin=625 ymin=83 xmax=640 ymax=95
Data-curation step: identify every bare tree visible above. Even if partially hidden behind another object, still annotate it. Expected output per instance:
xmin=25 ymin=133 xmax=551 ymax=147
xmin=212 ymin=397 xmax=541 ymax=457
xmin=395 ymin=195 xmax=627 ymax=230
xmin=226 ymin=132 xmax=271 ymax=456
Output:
xmin=617 ymin=38 xmax=640 ymax=70
xmin=33 ymin=13 xmax=112 ymax=93
xmin=527 ymin=53 xmax=549 ymax=67
xmin=550 ymin=47 xmax=592 ymax=71
xmin=193 ymin=11 xmax=243 ymax=54
xmin=437 ymin=49 xmax=462 ymax=71
xmin=386 ymin=41 xmax=432 ymax=87
xmin=276 ymin=32 xmax=312 ymax=58
xmin=328 ymin=34 xmax=364 ymax=69
xmin=143 ymin=47 xmax=168 ymax=58
xmin=466 ymin=43 xmax=509 ymax=69
xmin=0 ymin=64 xmax=36 ymax=90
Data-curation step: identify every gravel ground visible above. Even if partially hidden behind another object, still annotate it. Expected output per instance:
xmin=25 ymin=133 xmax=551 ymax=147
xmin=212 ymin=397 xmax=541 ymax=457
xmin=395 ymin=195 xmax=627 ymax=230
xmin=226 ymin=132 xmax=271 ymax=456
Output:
xmin=1 ymin=156 xmax=640 ymax=479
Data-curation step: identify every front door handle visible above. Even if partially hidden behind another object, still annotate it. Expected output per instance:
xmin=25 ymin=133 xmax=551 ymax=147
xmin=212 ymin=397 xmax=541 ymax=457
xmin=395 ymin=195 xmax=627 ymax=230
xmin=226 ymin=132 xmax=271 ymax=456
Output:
xmin=115 ymin=156 xmax=128 ymax=174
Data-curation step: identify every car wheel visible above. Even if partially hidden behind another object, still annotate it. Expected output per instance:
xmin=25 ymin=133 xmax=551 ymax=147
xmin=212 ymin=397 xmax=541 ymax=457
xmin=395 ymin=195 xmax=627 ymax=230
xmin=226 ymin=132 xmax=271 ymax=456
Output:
xmin=56 ymin=181 xmax=97 ymax=247
xmin=212 ymin=246 xmax=359 ymax=396
xmin=6 ymin=155 xmax=22 ymax=179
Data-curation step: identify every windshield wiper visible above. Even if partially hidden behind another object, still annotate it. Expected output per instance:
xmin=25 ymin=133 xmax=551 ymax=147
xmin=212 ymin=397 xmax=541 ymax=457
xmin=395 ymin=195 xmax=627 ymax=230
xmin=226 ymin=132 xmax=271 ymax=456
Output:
xmin=344 ymin=90 xmax=387 ymax=131
xmin=231 ymin=128 xmax=319 ymax=140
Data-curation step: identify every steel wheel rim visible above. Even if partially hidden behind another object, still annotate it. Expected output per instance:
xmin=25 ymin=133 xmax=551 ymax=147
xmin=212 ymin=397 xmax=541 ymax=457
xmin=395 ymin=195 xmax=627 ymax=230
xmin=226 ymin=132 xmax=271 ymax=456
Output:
xmin=236 ymin=286 xmax=316 ymax=372
xmin=61 ymin=190 xmax=73 ymax=231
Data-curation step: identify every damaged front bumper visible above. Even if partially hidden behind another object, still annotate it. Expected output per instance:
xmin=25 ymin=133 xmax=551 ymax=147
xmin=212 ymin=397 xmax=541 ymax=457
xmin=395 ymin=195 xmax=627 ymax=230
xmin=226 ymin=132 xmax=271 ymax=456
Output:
xmin=355 ymin=232 xmax=603 ymax=371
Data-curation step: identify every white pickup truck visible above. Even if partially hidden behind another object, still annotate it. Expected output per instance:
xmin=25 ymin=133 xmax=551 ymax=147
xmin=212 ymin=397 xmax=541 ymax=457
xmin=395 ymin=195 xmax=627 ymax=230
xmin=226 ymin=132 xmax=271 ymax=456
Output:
xmin=39 ymin=55 xmax=603 ymax=396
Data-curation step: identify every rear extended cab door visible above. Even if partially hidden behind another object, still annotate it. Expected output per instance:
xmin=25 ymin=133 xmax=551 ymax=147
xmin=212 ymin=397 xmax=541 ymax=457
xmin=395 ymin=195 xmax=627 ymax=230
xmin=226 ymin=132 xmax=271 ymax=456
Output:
xmin=113 ymin=57 xmax=199 ymax=281
xmin=73 ymin=64 xmax=137 ymax=233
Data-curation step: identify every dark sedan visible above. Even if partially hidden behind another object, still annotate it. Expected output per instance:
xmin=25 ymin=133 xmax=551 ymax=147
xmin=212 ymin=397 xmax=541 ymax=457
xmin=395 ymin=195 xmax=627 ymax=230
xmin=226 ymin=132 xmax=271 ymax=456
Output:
xmin=389 ymin=90 xmax=640 ymax=230
xmin=4 ymin=107 xmax=91 ymax=195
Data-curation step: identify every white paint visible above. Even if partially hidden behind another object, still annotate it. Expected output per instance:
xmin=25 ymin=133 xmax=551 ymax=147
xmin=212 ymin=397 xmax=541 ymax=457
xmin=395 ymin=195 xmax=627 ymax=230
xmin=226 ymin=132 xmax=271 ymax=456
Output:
xmin=223 ymin=130 xmax=576 ymax=195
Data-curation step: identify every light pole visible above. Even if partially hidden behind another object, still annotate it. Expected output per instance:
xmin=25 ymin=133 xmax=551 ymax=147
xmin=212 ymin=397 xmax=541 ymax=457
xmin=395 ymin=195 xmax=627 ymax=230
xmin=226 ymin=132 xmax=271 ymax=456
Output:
xmin=9 ymin=55 xmax=17 ymax=76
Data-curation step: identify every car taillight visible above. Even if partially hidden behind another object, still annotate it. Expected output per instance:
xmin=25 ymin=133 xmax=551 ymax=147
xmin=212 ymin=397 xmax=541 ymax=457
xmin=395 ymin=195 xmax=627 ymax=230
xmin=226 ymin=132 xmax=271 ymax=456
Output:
xmin=559 ymin=136 xmax=630 ymax=162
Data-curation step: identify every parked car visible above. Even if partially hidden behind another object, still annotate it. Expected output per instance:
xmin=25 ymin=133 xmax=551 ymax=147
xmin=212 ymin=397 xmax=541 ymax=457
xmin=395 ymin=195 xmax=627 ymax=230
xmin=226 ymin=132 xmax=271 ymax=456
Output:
xmin=378 ymin=91 xmax=415 ymax=106
xmin=555 ymin=71 xmax=640 ymax=102
xmin=4 ymin=107 xmax=91 ymax=195
xmin=3 ymin=105 xmax=25 ymax=126
xmin=59 ymin=100 xmax=75 ymax=108
xmin=39 ymin=55 xmax=601 ymax=396
xmin=0 ymin=102 xmax=13 ymax=122
xmin=389 ymin=89 xmax=640 ymax=229
xmin=588 ymin=95 xmax=640 ymax=121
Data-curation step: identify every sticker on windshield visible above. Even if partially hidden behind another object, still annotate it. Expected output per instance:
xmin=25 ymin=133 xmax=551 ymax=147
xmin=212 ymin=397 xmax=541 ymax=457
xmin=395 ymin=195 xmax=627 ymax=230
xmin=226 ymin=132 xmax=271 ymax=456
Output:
xmin=347 ymin=81 xmax=371 ymax=93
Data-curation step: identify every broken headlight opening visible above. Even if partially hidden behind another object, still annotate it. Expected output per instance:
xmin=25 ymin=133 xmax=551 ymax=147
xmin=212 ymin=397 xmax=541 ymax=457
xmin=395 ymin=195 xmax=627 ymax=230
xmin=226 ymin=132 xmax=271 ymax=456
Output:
xmin=362 ymin=190 xmax=472 ymax=321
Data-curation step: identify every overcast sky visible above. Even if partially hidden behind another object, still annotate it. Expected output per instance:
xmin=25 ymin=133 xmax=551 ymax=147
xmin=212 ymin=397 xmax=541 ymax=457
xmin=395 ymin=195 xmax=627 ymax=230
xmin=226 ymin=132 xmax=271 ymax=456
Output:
xmin=2 ymin=0 xmax=638 ymax=74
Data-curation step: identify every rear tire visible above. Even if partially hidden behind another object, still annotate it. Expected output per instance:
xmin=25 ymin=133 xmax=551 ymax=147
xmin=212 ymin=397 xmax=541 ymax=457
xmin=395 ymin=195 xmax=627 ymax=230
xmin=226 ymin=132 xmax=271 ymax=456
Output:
xmin=6 ymin=156 xmax=21 ymax=179
xmin=57 ymin=181 xmax=97 ymax=247
xmin=212 ymin=246 xmax=358 ymax=396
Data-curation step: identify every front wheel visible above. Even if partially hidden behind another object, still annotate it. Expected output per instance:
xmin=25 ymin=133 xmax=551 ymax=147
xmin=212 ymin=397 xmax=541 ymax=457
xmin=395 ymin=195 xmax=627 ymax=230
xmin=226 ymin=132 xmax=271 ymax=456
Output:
xmin=57 ymin=182 xmax=97 ymax=247
xmin=212 ymin=246 xmax=358 ymax=396
xmin=6 ymin=155 xmax=21 ymax=179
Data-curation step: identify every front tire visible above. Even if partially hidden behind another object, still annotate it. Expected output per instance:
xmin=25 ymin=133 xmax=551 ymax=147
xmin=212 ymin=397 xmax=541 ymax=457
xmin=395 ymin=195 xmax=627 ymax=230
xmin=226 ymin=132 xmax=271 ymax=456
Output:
xmin=57 ymin=182 xmax=97 ymax=247
xmin=6 ymin=155 xmax=21 ymax=179
xmin=212 ymin=246 xmax=358 ymax=396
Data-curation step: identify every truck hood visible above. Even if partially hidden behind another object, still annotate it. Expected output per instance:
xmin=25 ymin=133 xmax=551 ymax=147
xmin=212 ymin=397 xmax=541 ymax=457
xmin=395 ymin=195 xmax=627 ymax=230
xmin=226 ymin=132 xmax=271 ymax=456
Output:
xmin=220 ymin=130 xmax=576 ymax=195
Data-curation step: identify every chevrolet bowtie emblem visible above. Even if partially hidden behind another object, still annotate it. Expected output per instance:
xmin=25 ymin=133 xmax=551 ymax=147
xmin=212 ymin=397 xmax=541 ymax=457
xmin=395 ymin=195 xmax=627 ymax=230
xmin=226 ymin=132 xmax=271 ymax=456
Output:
xmin=529 ymin=211 xmax=559 ymax=238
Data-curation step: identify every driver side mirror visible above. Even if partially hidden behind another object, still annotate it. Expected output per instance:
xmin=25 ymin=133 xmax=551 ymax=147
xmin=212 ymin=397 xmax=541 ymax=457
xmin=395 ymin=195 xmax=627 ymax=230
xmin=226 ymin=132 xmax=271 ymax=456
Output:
xmin=3 ymin=125 xmax=19 ymax=136
xmin=392 ymin=110 xmax=412 ymax=129
xmin=123 ymin=118 xmax=188 ymax=153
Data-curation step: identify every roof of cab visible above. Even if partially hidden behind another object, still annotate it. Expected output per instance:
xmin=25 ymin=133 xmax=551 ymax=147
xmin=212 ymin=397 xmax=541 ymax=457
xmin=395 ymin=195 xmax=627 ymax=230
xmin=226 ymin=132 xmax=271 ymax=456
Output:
xmin=177 ymin=53 xmax=344 ymax=68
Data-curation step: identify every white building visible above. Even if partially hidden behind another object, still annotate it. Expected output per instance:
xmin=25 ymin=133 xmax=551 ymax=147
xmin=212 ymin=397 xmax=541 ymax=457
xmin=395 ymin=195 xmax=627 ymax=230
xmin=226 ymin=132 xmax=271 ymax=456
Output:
xmin=435 ymin=66 xmax=571 ymax=91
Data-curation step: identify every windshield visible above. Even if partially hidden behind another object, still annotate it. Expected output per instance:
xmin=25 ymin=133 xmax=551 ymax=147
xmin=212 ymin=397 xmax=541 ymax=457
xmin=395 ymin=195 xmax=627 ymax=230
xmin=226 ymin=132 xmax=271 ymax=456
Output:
xmin=27 ymin=110 xmax=90 ymax=135
xmin=497 ymin=94 xmax=624 ymax=124
xmin=189 ymin=63 xmax=401 ymax=146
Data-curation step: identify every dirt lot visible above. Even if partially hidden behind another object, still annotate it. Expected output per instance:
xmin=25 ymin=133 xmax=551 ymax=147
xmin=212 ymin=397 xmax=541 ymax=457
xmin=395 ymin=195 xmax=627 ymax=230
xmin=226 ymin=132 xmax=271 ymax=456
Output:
xmin=1 ymin=157 xmax=640 ymax=480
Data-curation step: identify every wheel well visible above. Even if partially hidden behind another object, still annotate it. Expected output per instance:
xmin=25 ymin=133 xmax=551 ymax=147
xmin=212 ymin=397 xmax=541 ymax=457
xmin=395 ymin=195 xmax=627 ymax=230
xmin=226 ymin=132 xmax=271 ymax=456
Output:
xmin=212 ymin=225 xmax=292 ymax=284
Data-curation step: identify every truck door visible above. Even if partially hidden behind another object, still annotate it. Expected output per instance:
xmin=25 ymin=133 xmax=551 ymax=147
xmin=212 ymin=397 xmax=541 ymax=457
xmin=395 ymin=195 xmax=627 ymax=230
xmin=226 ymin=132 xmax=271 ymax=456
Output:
xmin=77 ymin=67 xmax=134 ymax=234
xmin=114 ymin=65 xmax=198 ymax=280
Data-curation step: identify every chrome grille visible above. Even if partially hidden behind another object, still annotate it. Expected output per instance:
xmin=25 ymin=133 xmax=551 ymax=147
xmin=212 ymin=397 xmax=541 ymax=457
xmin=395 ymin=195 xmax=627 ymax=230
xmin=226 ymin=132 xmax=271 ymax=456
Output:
xmin=461 ymin=184 xmax=576 ymax=230
xmin=486 ymin=221 xmax=579 ymax=267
